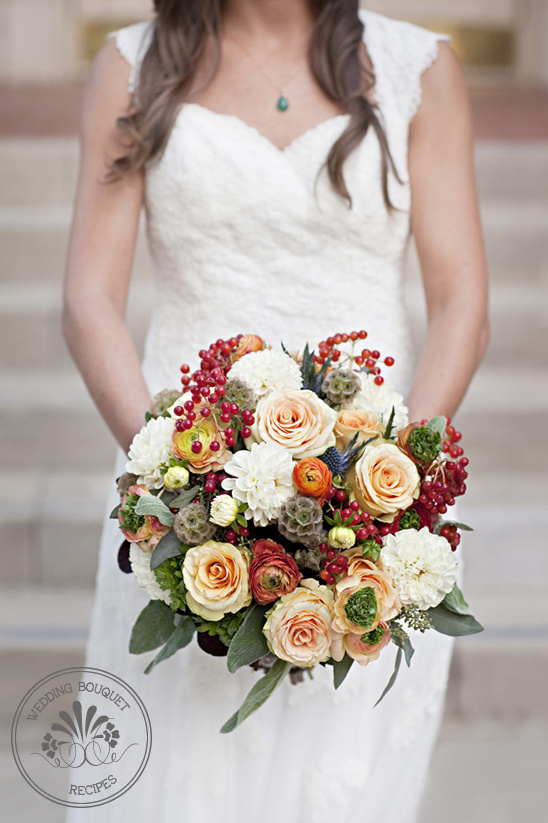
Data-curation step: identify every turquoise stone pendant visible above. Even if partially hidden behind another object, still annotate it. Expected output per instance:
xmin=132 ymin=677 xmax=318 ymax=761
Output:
xmin=277 ymin=95 xmax=289 ymax=112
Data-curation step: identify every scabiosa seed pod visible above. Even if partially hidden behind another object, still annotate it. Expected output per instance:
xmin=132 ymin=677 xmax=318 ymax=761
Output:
xmin=173 ymin=502 xmax=216 ymax=545
xmin=223 ymin=378 xmax=257 ymax=411
xmin=150 ymin=389 xmax=182 ymax=418
xmin=116 ymin=472 xmax=139 ymax=496
xmin=277 ymin=495 xmax=324 ymax=545
xmin=321 ymin=369 xmax=361 ymax=406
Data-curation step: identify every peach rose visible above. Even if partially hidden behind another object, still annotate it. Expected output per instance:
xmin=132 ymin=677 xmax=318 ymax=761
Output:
xmin=234 ymin=334 xmax=264 ymax=360
xmin=342 ymin=552 xmax=401 ymax=621
xmin=332 ymin=574 xmax=382 ymax=636
xmin=247 ymin=389 xmax=337 ymax=459
xmin=348 ymin=442 xmax=420 ymax=523
xmin=118 ymin=485 xmax=170 ymax=548
xmin=182 ymin=541 xmax=251 ymax=621
xmin=334 ymin=409 xmax=383 ymax=448
xmin=293 ymin=457 xmax=332 ymax=504
xmin=263 ymin=579 xmax=337 ymax=667
xmin=172 ymin=420 xmax=231 ymax=474
xmin=332 ymin=621 xmax=391 ymax=665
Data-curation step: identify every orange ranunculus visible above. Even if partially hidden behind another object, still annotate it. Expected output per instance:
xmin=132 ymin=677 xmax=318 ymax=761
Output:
xmin=172 ymin=420 xmax=231 ymax=474
xmin=249 ymin=539 xmax=302 ymax=605
xmin=234 ymin=334 xmax=264 ymax=361
xmin=293 ymin=457 xmax=332 ymax=504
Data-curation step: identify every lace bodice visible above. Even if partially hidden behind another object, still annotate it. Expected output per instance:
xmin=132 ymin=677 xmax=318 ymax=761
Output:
xmin=109 ymin=11 xmax=449 ymax=398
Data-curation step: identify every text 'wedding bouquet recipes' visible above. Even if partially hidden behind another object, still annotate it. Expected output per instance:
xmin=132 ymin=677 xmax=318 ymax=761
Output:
xmin=112 ymin=331 xmax=482 ymax=732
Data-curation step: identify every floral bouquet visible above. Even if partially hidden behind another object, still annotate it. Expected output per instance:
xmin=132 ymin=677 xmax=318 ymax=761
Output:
xmin=112 ymin=331 xmax=482 ymax=732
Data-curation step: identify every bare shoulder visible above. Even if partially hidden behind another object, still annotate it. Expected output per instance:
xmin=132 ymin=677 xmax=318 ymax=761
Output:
xmin=417 ymin=42 xmax=469 ymax=117
xmin=80 ymin=39 xmax=134 ymax=144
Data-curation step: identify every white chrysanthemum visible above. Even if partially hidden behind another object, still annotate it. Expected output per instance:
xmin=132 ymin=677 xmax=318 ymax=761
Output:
xmin=228 ymin=349 xmax=303 ymax=397
xmin=221 ymin=442 xmax=295 ymax=527
xmin=351 ymin=373 xmax=408 ymax=430
xmin=129 ymin=543 xmax=171 ymax=606
xmin=126 ymin=416 xmax=175 ymax=489
xmin=381 ymin=527 xmax=458 ymax=610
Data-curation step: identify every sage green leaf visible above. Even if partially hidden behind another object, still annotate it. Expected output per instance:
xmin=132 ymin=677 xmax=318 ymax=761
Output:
xmin=150 ymin=530 xmax=184 ymax=571
xmin=426 ymin=416 xmax=446 ymax=436
xmin=144 ymin=617 xmax=195 ymax=674
xmin=129 ymin=600 xmax=176 ymax=654
xmin=434 ymin=520 xmax=474 ymax=535
xmin=110 ymin=504 xmax=121 ymax=520
xmin=374 ymin=646 xmax=402 ymax=707
xmin=134 ymin=495 xmax=175 ymax=527
xmin=384 ymin=406 xmax=396 ymax=440
xmin=220 ymin=658 xmax=290 ymax=733
xmin=226 ymin=604 xmax=270 ymax=673
xmin=170 ymin=486 xmax=201 ymax=509
xmin=391 ymin=631 xmax=415 ymax=667
xmin=333 ymin=654 xmax=354 ymax=689
xmin=428 ymin=604 xmax=483 ymax=636
xmin=442 ymin=583 xmax=472 ymax=616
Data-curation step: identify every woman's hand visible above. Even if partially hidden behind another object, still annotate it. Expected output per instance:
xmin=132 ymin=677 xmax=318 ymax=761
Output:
xmin=407 ymin=42 xmax=490 ymax=423
xmin=62 ymin=39 xmax=151 ymax=453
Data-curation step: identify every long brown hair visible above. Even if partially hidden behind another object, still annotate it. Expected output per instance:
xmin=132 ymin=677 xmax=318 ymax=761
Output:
xmin=111 ymin=0 xmax=402 ymax=207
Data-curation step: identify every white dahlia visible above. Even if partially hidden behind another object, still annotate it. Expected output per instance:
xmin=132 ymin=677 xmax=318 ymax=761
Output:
xmin=129 ymin=543 xmax=172 ymax=606
xmin=221 ymin=442 xmax=295 ymax=527
xmin=126 ymin=415 xmax=175 ymax=489
xmin=381 ymin=527 xmax=458 ymax=611
xmin=228 ymin=349 xmax=303 ymax=397
xmin=352 ymin=374 xmax=409 ymax=430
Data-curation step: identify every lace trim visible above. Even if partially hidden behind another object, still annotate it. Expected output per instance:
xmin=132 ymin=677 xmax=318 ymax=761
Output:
xmin=107 ymin=21 xmax=154 ymax=96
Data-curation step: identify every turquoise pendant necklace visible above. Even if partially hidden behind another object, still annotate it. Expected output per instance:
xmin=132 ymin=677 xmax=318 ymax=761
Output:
xmin=228 ymin=35 xmax=309 ymax=113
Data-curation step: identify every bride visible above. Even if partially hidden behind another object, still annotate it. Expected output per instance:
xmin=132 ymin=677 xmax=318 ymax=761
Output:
xmin=63 ymin=1 xmax=489 ymax=821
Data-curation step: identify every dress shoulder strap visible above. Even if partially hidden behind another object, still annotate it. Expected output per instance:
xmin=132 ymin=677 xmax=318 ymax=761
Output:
xmin=107 ymin=20 xmax=155 ymax=96
xmin=359 ymin=9 xmax=452 ymax=122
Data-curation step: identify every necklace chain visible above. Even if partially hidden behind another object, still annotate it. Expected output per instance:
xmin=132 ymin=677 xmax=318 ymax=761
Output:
xmin=226 ymin=29 xmax=312 ymax=112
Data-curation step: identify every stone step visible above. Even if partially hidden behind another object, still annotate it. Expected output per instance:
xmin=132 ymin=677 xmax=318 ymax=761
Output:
xmin=1 ymin=139 xmax=547 ymax=206
xmin=1 ymin=201 xmax=546 ymax=283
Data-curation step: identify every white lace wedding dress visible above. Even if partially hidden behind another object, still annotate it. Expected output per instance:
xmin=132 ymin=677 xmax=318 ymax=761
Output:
xmin=69 ymin=10 xmax=455 ymax=822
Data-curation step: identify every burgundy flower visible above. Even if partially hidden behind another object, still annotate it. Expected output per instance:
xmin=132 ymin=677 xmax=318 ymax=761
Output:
xmin=249 ymin=539 xmax=302 ymax=605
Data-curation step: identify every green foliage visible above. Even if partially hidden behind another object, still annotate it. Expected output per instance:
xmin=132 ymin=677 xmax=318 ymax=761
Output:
xmin=144 ymin=616 xmax=196 ymax=674
xmin=220 ymin=658 xmax=290 ymax=733
xmin=110 ymin=503 xmax=121 ymax=520
xmin=361 ymin=539 xmax=381 ymax=561
xmin=398 ymin=606 xmax=432 ymax=633
xmin=196 ymin=607 xmax=248 ymax=647
xmin=134 ymin=494 xmax=175 ymax=527
xmin=118 ymin=494 xmax=146 ymax=533
xmin=407 ymin=426 xmax=442 ymax=463
xmin=344 ymin=586 xmax=378 ymax=629
xmin=442 ymin=583 xmax=472 ymax=616
xmin=388 ymin=621 xmax=415 ymax=665
xmin=398 ymin=509 xmax=421 ymax=530
xmin=426 ymin=416 xmax=447 ymax=436
xmin=374 ymin=646 xmax=403 ymax=706
xmin=226 ymin=604 xmax=270 ymax=673
xmin=154 ymin=556 xmax=187 ymax=612
xmin=170 ymin=485 xmax=202 ymax=509
xmin=332 ymin=654 xmax=354 ymax=689
xmin=428 ymin=604 xmax=483 ymax=636
xmin=383 ymin=406 xmax=396 ymax=440
xmin=129 ymin=600 xmax=176 ymax=654
xmin=150 ymin=530 xmax=184 ymax=571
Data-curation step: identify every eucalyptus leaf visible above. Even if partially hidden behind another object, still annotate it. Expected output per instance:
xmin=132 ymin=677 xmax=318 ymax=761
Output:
xmin=170 ymin=486 xmax=201 ymax=509
xmin=129 ymin=600 xmax=176 ymax=654
xmin=144 ymin=617 xmax=195 ymax=674
xmin=434 ymin=520 xmax=474 ymax=535
xmin=426 ymin=416 xmax=446 ymax=436
xmin=428 ymin=604 xmax=483 ymax=636
xmin=226 ymin=604 xmax=270 ymax=673
xmin=333 ymin=654 xmax=354 ymax=689
xmin=150 ymin=530 xmax=184 ymax=571
xmin=374 ymin=646 xmax=402 ymax=707
xmin=110 ymin=504 xmax=121 ymax=520
xmin=134 ymin=495 xmax=175 ymax=527
xmin=220 ymin=658 xmax=290 ymax=733
xmin=390 ymin=631 xmax=415 ymax=667
xmin=442 ymin=583 xmax=472 ymax=616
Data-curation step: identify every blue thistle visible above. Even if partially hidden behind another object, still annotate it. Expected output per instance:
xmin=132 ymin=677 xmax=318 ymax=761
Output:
xmin=318 ymin=434 xmax=377 ymax=478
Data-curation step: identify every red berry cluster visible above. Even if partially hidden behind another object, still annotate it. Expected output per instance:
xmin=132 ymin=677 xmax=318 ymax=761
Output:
xmin=203 ymin=471 xmax=227 ymax=495
xmin=439 ymin=525 xmax=461 ymax=551
xmin=314 ymin=330 xmax=395 ymax=386
xmin=319 ymin=497 xmax=387 ymax=585
xmin=224 ymin=524 xmax=250 ymax=545
xmin=418 ymin=457 xmax=469 ymax=515
xmin=179 ymin=336 xmax=243 ymax=389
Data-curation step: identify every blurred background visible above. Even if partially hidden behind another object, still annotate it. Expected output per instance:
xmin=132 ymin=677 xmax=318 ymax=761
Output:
xmin=0 ymin=1 xmax=547 ymax=821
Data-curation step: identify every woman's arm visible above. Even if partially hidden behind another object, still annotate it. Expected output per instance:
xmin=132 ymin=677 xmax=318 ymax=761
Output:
xmin=406 ymin=42 xmax=490 ymax=423
xmin=62 ymin=40 xmax=151 ymax=453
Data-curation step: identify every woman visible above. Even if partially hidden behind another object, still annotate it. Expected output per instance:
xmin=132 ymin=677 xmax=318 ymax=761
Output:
xmin=63 ymin=1 xmax=489 ymax=821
